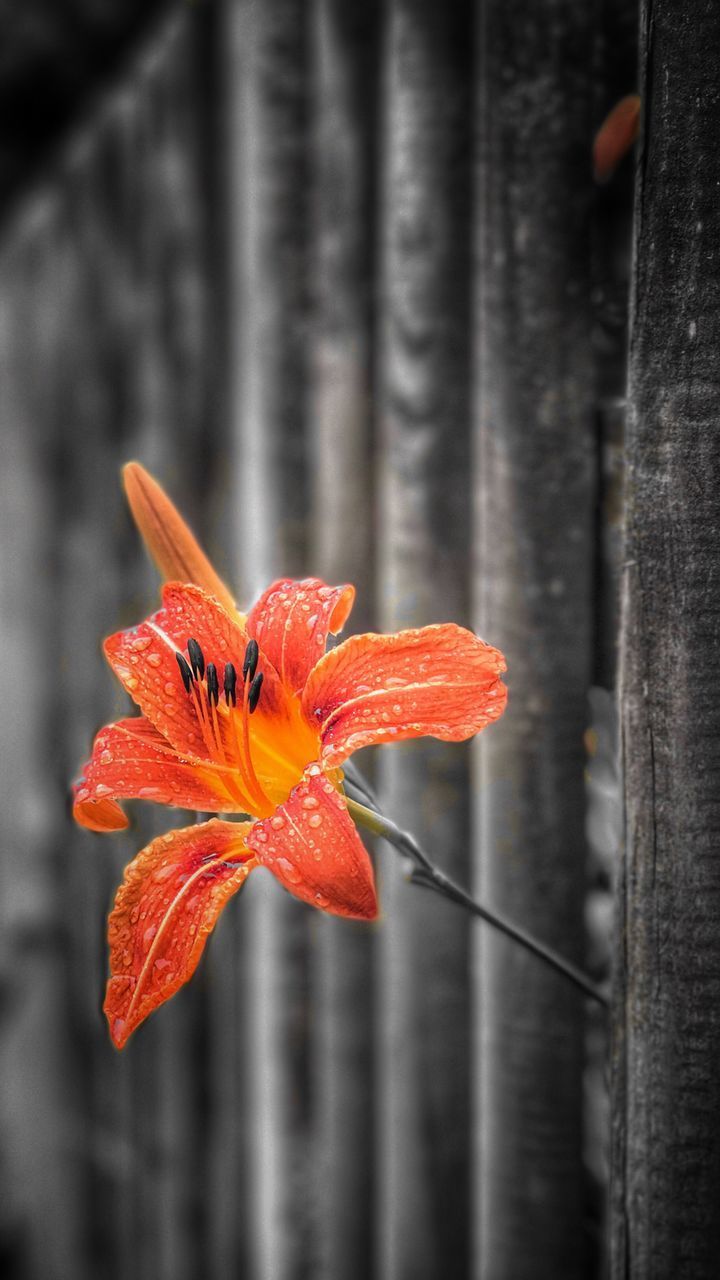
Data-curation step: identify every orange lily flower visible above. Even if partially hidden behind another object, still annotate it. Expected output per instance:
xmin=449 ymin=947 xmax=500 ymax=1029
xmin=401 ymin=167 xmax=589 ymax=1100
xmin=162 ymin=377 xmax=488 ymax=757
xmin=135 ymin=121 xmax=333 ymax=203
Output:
xmin=73 ymin=466 xmax=507 ymax=1048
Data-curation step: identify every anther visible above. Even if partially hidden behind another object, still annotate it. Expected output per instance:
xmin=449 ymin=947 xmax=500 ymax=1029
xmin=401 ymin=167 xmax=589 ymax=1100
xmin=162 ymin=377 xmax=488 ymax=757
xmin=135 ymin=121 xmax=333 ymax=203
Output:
xmin=248 ymin=671 xmax=263 ymax=714
xmin=206 ymin=663 xmax=219 ymax=705
xmin=187 ymin=638 xmax=205 ymax=679
xmin=242 ymin=638 xmax=259 ymax=683
xmin=224 ymin=662 xmax=237 ymax=706
xmin=175 ymin=651 xmax=194 ymax=692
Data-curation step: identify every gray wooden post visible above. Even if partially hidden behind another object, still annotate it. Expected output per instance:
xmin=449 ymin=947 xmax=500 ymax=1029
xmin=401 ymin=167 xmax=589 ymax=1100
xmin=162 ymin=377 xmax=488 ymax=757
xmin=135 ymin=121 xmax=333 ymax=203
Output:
xmin=224 ymin=3 xmax=314 ymax=1277
xmin=378 ymin=4 xmax=474 ymax=1277
xmin=310 ymin=4 xmax=379 ymax=1278
xmin=475 ymin=2 xmax=598 ymax=1275
xmin=611 ymin=2 xmax=720 ymax=1274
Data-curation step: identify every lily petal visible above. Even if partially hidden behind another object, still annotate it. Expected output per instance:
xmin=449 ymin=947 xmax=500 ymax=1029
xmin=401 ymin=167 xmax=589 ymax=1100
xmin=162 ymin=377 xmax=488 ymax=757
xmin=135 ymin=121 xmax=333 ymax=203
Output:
xmin=247 ymin=768 xmax=377 ymax=920
xmin=247 ymin=578 xmax=355 ymax=694
xmin=123 ymin=462 xmax=239 ymax=618
xmin=104 ymin=582 xmax=289 ymax=760
xmin=73 ymin=717 xmax=248 ymax=829
xmin=105 ymin=819 xmax=255 ymax=1048
xmin=302 ymin=624 xmax=507 ymax=766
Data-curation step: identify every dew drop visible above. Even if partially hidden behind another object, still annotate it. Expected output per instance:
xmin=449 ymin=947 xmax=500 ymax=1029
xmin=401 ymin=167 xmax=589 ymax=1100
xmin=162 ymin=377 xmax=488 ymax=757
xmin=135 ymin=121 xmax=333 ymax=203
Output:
xmin=312 ymin=848 xmax=323 ymax=862
xmin=95 ymin=783 xmax=112 ymax=797
xmin=153 ymin=864 xmax=175 ymax=882
xmin=307 ymin=764 xmax=321 ymax=777
xmin=100 ymin=750 xmax=113 ymax=765
xmin=253 ymin=829 xmax=268 ymax=844
xmin=270 ymin=815 xmax=285 ymax=830
xmin=164 ymin=682 xmax=175 ymax=695
xmin=131 ymin=636 xmax=152 ymax=652
xmin=76 ymin=787 xmax=90 ymax=802
xmin=314 ymin=892 xmax=330 ymax=908
xmin=143 ymin=925 xmax=157 ymax=948
xmin=163 ymin=702 xmax=176 ymax=716
xmin=126 ymin=677 xmax=139 ymax=691
xmin=302 ymin=795 xmax=319 ymax=810
xmin=113 ymin=1018 xmax=126 ymax=1041
xmin=139 ymin=786 xmax=161 ymax=797
xmin=308 ymin=812 xmax=322 ymax=829
xmin=148 ymin=653 xmax=162 ymax=667
xmin=276 ymin=856 xmax=300 ymax=884
xmin=154 ymin=958 xmax=171 ymax=971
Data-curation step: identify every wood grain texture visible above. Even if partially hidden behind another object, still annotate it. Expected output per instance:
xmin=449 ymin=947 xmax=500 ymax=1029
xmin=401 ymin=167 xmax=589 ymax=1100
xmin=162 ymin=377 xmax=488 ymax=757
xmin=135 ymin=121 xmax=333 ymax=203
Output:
xmin=475 ymin=2 xmax=599 ymax=1275
xmin=612 ymin=2 xmax=720 ymax=1275
xmin=309 ymin=4 xmax=379 ymax=1278
xmin=378 ymin=4 xmax=474 ymax=1277
xmin=224 ymin=3 xmax=314 ymax=1278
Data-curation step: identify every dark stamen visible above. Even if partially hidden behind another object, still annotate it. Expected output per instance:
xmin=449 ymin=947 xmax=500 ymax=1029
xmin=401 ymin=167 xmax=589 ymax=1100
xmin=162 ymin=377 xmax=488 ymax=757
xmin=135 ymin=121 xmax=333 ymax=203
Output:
xmin=224 ymin=662 xmax=237 ymax=706
xmin=187 ymin=638 xmax=205 ymax=679
xmin=175 ymin=651 xmax=194 ymax=692
xmin=242 ymin=638 xmax=259 ymax=683
xmin=206 ymin=663 xmax=219 ymax=706
xmin=248 ymin=671 xmax=264 ymax=714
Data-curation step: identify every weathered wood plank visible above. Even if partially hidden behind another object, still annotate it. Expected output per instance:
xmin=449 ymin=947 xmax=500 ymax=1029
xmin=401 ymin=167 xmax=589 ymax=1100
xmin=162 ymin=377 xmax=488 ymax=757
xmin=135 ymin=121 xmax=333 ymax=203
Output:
xmin=309 ymin=4 xmax=379 ymax=1278
xmin=378 ymin=4 xmax=474 ymax=1277
xmin=475 ymin=2 xmax=599 ymax=1275
xmin=612 ymin=2 xmax=720 ymax=1274
xmin=223 ymin=3 xmax=314 ymax=1277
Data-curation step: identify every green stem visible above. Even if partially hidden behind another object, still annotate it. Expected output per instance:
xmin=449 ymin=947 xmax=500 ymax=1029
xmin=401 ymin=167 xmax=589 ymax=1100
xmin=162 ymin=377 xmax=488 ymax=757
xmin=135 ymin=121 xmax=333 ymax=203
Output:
xmin=345 ymin=793 xmax=609 ymax=1009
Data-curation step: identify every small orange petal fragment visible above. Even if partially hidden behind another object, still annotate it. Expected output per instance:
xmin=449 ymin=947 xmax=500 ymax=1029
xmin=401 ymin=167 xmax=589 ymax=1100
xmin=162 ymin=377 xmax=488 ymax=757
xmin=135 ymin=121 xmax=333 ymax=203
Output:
xmin=593 ymin=94 xmax=641 ymax=183
xmin=123 ymin=462 xmax=239 ymax=618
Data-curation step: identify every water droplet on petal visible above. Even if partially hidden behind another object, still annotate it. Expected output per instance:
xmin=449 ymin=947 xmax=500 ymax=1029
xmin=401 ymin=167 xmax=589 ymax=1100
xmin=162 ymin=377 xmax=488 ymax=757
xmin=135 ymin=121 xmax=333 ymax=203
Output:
xmin=154 ymin=957 xmax=171 ymax=971
xmin=275 ymin=856 xmax=300 ymax=884
xmin=302 ymin=795 xmax=319 ymax=809
xmin=153 ymin=864 xmax=175 ymax=883
xmin=100 ymin=750 xmax=113 ymax=765
xmin=95 ymin=783 xmax=112 ymax=797
xmin=131 ymin=636 xmax=152 ymax=652
xmin=143 ymin=925 xmax=157 ymax=948
xmin=308 ymin=813 xmax=322 ymax=829
xmin=126 ymin=677 xmax=139 ymax=691
xmin=314 ymin=892 xmax=330 ymax=908
xmin=270 ymin=815 xmax=284 ymax=831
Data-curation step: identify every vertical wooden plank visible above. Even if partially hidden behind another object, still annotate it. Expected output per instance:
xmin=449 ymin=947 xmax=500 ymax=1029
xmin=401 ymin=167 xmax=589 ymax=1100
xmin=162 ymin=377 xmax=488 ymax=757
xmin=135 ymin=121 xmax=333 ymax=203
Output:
xmin=309 ymin=5 xmax=379 ymax=1279
xmin=0 ymin=12 xmax=222 ymax=1279
xmin=378 ymin=4 xmax=474 ymax=1278
xmin=612 ymin=2 xmax=720 ymax=1275
xmin=475 ymin=3 xmax=598 ymax=1276
xmin=224 ymin=3 xmax=314 ymax=1277
xmin=0 ymin=226 xmax=84 ymax=1280
xmin=585 ymin=2 xmax=637 ymax=1264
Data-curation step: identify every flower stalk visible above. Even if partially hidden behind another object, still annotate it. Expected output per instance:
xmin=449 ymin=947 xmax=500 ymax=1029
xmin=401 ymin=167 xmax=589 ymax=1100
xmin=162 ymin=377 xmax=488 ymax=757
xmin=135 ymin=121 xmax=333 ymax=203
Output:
xmin=343 ymin=776 xmax=608 ymax=1009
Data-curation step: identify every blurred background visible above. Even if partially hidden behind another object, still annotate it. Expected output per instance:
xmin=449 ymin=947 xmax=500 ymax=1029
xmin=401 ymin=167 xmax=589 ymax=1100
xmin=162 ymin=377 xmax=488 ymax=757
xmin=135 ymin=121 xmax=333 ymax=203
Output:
xmin=0 ymin=1 xmax=636 ymax=1277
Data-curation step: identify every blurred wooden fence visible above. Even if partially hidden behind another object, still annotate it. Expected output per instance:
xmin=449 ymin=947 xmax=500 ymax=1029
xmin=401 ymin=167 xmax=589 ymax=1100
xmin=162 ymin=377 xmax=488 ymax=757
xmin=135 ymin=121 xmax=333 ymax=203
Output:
xmin=1 ymin=1 xmax=717 ymax=1278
